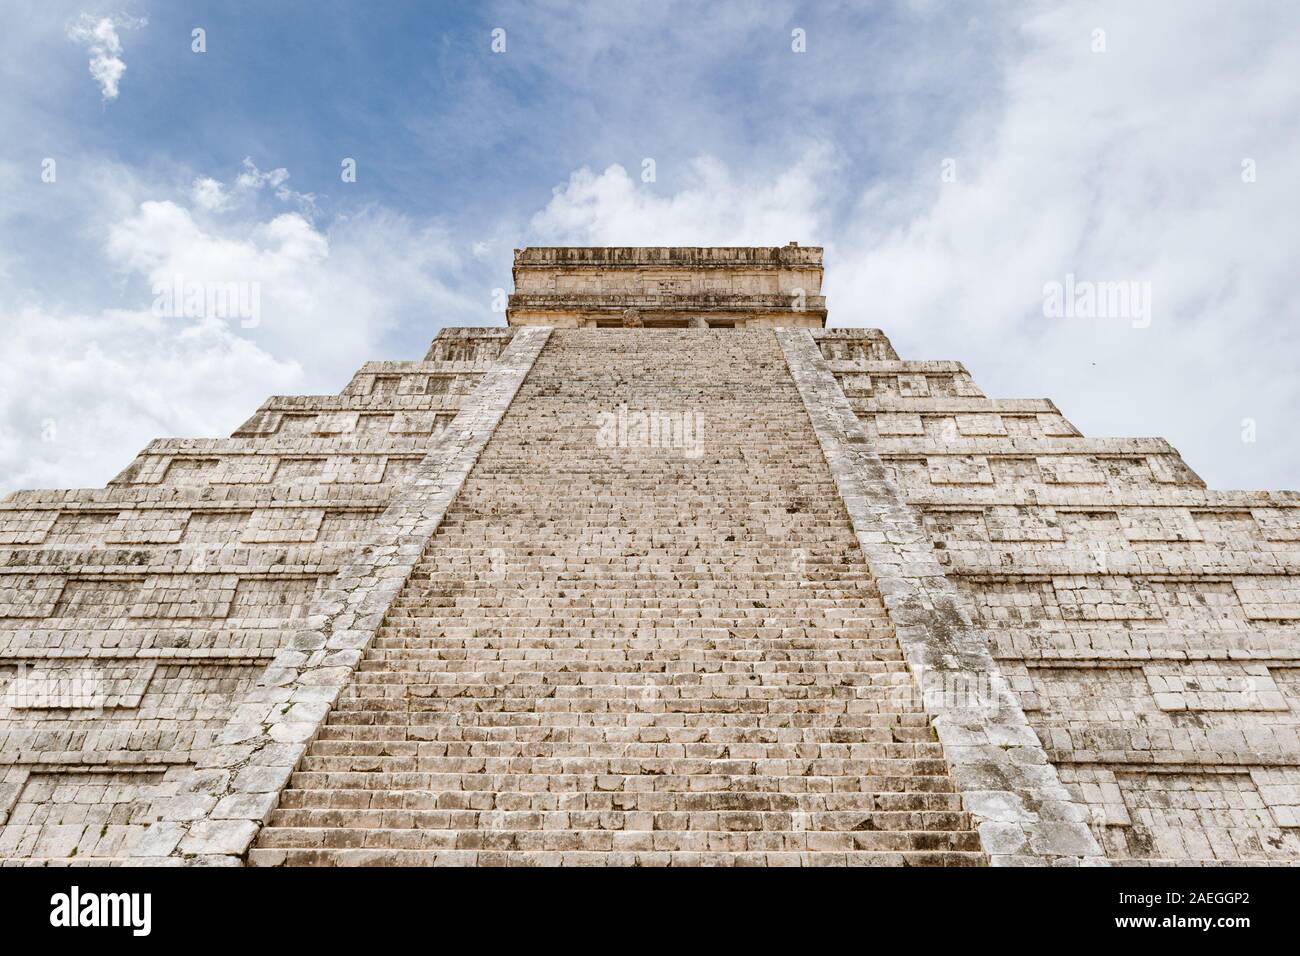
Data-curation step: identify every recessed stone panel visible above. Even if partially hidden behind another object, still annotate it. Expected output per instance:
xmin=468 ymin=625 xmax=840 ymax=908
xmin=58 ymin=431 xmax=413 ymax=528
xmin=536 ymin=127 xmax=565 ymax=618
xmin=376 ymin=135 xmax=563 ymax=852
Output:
xmin=241 ymin=508 xmax=325 ymax=543
xmin=0 ymin=574 xmax=66 ymax=618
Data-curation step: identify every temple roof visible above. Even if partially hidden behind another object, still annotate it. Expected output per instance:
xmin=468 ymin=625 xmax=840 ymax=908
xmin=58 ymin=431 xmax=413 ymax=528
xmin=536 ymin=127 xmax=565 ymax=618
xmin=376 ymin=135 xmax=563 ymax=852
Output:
xmin=506 ymin=243 xmax=826 ymax=329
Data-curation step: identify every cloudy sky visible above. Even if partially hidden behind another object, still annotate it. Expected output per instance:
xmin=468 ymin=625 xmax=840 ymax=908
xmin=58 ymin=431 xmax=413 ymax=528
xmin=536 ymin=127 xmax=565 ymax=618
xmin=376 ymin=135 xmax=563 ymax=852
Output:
xmin=1 ymin=0 xmax=1297 ymax=494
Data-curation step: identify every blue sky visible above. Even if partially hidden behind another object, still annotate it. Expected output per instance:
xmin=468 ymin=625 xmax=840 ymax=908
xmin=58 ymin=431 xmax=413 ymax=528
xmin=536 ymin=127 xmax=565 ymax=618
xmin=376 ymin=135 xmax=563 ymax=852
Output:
xmin=2 ymin=0 xmax=1298 ymax=493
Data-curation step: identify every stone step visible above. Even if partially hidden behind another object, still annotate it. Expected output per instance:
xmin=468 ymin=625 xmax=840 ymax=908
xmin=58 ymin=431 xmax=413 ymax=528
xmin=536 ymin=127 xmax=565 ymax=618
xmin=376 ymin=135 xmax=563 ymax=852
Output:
xmin=248 ymin=847 xmax=985 ymax=866
xmin=361 ymin=655 xmax=907 ymax=664
xmin=340 ymin=673 xmax=914 ymax=689
xmin=295 ymin=753 xmax=952 ymax=773
xmin=251 ymin=329 xmax=979 ymax=866
xmin=312 ymin=724 xmax=939 ymax=742
xmin=323 ymin=696 xmax=930 ymax=712
xmin=280 ymin=772 xmax=962 ymax=794
xmin=264 ymin=808 xmax=973 ymax=832
xmin=346 ymin=670 xmax=910 ymax=681
xmin=313 ymin=721 xmax=936 ymax=738
xmin=368 ymin=636 xmax=902 ymax=647
xmin=252 ymin=826 xmax=982 ymax=853
xmin=274 ymin=787 xmax=966 ymax=813
xmin=304 ymin=738 xmax=940 ymax=756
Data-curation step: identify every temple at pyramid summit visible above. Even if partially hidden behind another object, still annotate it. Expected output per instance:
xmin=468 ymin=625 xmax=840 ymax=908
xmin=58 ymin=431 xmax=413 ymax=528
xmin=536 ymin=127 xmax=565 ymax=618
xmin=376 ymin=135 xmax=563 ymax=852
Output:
xmin=1 ymin=244 xmax=1298 ymax=866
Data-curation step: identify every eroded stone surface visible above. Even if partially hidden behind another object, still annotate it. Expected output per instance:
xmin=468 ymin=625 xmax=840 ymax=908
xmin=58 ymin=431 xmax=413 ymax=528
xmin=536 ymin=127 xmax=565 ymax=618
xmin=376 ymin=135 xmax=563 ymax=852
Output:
xmin=3 ymin=245 xmax=1297 ymax=867
xmin=779 ymin=329 xmax=1101 ymax=866
xmin=0 ymin=327 xmax=544 ymax=864
xmin=249 ymin=329 xmax=984 ymax=867
xmin=797 ymin=325 xmax=1300 ymax=865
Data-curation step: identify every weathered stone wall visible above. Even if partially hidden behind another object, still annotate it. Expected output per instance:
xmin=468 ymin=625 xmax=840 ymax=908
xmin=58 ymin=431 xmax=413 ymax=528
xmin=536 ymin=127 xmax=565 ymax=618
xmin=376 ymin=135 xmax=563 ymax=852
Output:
xmin=508 ymin=245 xmax=826 ymax=328
xmin=0 ymin=328 xmax=535 ymax=863
xmin=250 ymin=328 xmax=985 ymax=866
xmin=813 ymin=326 xmax=1300 ymax=864
xmin=778 ymin=329 xmax=1102 ymax=865
xmin=3 ymin=244 xmax=1295 ymax=867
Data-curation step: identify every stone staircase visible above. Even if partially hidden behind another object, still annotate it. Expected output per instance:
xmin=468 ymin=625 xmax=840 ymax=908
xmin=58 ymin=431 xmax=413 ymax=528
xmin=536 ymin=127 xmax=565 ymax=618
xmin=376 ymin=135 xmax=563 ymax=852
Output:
xmin=249 ymin=329 xmax=983 ymax=866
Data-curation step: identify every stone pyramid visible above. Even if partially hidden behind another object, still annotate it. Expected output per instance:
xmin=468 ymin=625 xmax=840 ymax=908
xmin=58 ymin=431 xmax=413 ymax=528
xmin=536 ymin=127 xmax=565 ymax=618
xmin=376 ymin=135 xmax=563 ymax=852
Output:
xmin=1 ymin=246 xmax=1296 ymax=866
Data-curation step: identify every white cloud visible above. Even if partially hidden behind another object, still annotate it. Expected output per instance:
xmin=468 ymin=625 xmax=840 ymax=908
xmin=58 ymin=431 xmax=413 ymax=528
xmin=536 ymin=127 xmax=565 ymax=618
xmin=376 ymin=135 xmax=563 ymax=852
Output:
xmin=65 ymin=13 xmax=145 ymax=102
xmin=827 ymin=1 xmax=1300 ymax=489
xmin=233 ymin=158 xmax=318 ymax=217
xmin=11 ymin=1 xmax=1299 ymax=497
xmin=529 ymin=145 xmax=837 ymax=247
xmin=0 ymin=306 xmax=301 ymax=492
xmin=100 ymin=189 xmax=473 ymax=369
xmin=190 ymin=176 xmax=228 ymax=211
xmin=189 ymin=161 xmax=317 ymax=216
xmin=0 ymin=158 xmax=482 ymax=495
xmin=517 ymin=4 xmax=1299 ymax=489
